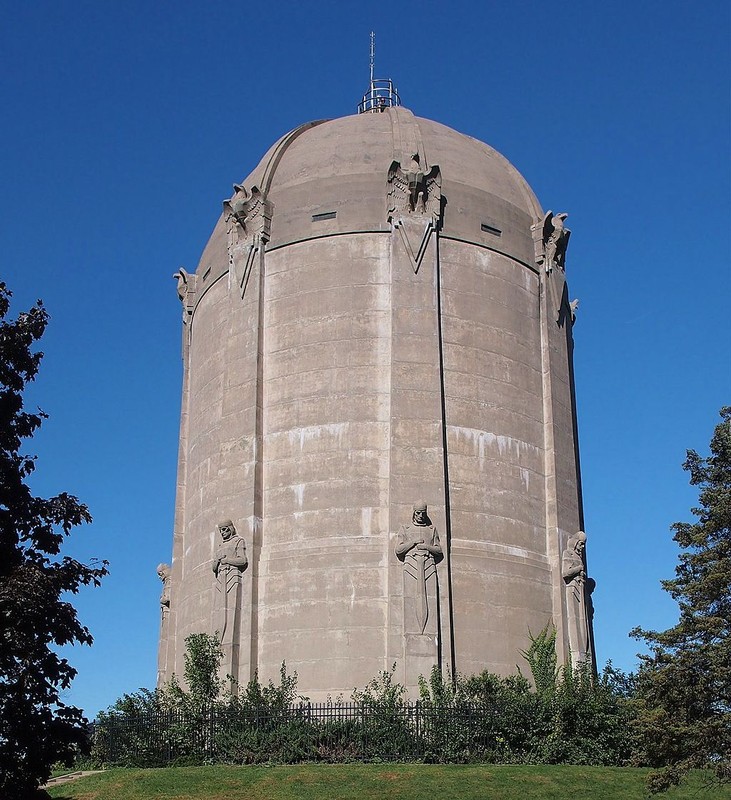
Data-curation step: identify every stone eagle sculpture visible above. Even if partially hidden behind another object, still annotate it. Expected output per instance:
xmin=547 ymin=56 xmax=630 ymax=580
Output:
xmin=387 ymin=153 xmax=441 ymax=220
xmin=223 ymin=184 xmax=265 ymax=235
xmin=541 ymin=210 xmax=571 ymax=272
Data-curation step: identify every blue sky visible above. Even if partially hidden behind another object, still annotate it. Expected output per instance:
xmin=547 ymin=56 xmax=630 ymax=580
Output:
xmin=2 ymin=1 xmax=729 ymax=718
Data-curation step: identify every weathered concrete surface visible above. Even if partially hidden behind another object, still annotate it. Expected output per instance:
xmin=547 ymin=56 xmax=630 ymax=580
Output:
xmin=159 ymin=106 xmax=592 ymax=698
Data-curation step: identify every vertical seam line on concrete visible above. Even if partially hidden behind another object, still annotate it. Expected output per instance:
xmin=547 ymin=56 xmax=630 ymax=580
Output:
xmin=248 ymin=244 xmax=267 ymax=678
xmin=435 ymin=232 xmax=457 ymax=682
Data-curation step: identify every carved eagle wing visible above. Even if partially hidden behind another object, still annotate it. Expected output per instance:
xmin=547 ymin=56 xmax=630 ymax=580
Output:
xmin=387 ymin=161 xmax=411 ymax=218
xmin=424 ymin=165 xmax=442 ymax=218
xmin=541 ymin=210 xmax=555 ymax=243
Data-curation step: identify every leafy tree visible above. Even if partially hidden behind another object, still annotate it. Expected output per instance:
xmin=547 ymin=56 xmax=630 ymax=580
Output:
xmin=632 ymin=407 xmax=731 ymax=792
xmin=0 ymin=283 xmax=108 ymax=798
xmin=184 ymin=632 xmax=223 ymax=705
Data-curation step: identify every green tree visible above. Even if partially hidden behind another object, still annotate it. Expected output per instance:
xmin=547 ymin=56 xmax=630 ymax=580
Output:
xmin=181 ymin=632 xmax=223 ymax=708
xmin=0 ymin=283 xmax=108 ymax=798
xmin=632 ymin=407 xmax=731 ymax=792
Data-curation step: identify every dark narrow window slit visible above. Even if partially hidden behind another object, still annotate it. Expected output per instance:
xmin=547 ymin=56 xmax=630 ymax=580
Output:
xmin=481 ymin=223 xmax=502 ymax=236
xmin=312 ymin=211 xmax=337 ymax=222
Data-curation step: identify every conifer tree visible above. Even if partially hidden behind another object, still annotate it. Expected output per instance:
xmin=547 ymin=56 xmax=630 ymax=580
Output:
xmin=632 ymin=407 xmax=731 ymax=792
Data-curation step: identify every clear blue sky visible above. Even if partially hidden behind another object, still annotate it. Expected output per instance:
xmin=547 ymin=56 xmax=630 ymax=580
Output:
xmin=2 ymin=1 xmax=729 ymax=718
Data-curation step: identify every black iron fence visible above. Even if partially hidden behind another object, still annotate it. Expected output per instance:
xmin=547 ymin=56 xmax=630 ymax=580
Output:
xmin=93 ymin=701 xmax=528 ymax=766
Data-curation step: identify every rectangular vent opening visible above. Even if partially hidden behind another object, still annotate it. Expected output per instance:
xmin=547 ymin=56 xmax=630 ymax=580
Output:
xmin=202 ymin=267 xmax=211 ymax=281
xmin=312 ymin=211 xmax=337 ymax=222
xmin=481 ymin=222 xmax=502 ymax=236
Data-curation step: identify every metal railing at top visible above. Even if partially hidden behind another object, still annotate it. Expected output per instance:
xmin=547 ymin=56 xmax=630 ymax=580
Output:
xmin=358 ymin=79 xmax=401 ymax=114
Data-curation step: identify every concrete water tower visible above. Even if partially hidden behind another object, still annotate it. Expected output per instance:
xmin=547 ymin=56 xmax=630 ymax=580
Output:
xmin=157 ymin=66 xmax=594 ymax=697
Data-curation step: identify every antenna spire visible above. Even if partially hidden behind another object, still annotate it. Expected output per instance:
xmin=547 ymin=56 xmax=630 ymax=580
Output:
xmin=370 ymin=31 xmax=375 ymax=83
xmin=358 ymin=32 xmax=401 ymax=114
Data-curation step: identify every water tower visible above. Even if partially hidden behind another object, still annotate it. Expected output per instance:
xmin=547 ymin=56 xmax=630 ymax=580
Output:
xmin=158 ymin=63 xmax=594 ymax=697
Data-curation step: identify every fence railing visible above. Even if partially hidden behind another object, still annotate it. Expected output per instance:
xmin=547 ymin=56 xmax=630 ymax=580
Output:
xmin=93 ymin=701 xmax=517 ymax=766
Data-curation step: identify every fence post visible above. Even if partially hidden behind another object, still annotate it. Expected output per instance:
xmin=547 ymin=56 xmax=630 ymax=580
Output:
xmin=415 ymin=700 xmax=420 ymax=756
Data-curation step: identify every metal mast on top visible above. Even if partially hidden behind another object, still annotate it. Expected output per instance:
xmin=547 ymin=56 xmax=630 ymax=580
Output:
xmin=358 ymin=32 xmax=401 ymax=113
xmin=370 ymin=30 xmax=375 ymax=84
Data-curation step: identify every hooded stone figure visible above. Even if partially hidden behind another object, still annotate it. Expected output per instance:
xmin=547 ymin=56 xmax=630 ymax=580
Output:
xmin=157 ymin=563 xmax=171 ymax=611
xmin=562 ymin=531 xmax=591 ymax=665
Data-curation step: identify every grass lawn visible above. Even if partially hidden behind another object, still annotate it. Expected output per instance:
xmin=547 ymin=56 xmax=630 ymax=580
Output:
xmin=41 ymin=764 xmax=730 ymax=800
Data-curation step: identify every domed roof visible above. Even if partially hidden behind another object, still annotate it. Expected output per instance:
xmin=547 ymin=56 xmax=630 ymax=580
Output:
xmin=196 ymin=107 xmax=542 ymax=274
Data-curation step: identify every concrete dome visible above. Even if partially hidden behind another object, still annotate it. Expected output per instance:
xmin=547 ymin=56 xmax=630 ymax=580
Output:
xmin=160 ymin=105 xmax=592 ymax=699
xmin=196 ymin=108 xmax=542 ymax=282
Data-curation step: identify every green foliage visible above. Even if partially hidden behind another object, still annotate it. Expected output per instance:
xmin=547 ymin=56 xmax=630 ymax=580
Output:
xmin=0 ymin=283 xmax=108 ymax=798
xmin=538 ymin=660 xmax=636 ymax=766
xmin=216 ymin=662 xmax=315 ymax=763
xmin=520 ymin=624 xmax=558 ymax=695
xmin=632 ymin=407 xmax=731 ymax=792
xmin=235 ymin=660 xmax=305 ymax=712
xmin=183 ymin=632 xmax=224 ymax=708
xmin=351 ymin=663 xmax=407 ymax=709
xmin=464 ymin=670 xmax=546 ymax=762
xmin=94 ymin=688 xmax=175 ymax=767
xmin=94 ymin=656 xmax=313 ymax=766
xmin=350 ymin=664 xmax=414 ymax=760
xmin=93 ymin=635 xmax=637 ymax=769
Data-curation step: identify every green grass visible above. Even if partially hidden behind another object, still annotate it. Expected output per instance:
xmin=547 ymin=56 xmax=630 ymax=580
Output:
xmin=42 ymin=764 xmax=730 ymax=800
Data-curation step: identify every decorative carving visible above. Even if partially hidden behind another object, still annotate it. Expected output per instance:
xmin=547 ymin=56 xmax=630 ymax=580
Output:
xmin=212 ymin=519 xmax=248 ymax=656
xmin=388 ymin=153 xmax=442 ymax=221
xmin=223 ymin=184 xmax=272 ymax=296
xmin=539 ymin=211 xmax=571 ymax=273
xmin=531 ymin=211 xmax=572 ymax=324
xmin=172 ymin=268 xmax=197 ymax=317
xmin=157 ymin=563 xmax=171 ymax=619
xmin=387 ymin=154 xmax=442 ymax=274
xmin=395 ymin=501 xmax=443 ymax=634
xmin=213 ymin=519 xmax=248 ymax=588
xmin=562 ymin=531 xmax=591 ymax=664
xmin=223 ymin=184 xmax=272 ymax=244
xmin=569 ymin=298 xmax=579 ymax=324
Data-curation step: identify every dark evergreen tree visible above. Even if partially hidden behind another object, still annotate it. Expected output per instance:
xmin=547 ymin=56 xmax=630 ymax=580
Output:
xmin=632 ymin=407 xmax=731 ymax=792
xmin=0 ymin=283 xmax=108 ymax=798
